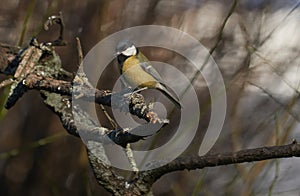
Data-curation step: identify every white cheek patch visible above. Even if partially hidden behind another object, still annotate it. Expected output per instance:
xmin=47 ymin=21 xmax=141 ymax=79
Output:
xmin=122 ymin=46 xmax=137 ymax=56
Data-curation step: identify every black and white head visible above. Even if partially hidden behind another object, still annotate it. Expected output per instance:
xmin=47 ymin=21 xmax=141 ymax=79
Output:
xmin=116 ymin=40 xmax=137 ymax=57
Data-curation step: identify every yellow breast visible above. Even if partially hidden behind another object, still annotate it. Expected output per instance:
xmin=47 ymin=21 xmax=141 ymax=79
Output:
xmin=122 ymin=56 xmax=157 ymax=88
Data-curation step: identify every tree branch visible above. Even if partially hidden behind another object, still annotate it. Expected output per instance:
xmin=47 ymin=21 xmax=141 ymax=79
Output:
xmin=139 ymin=140 xmax=300 ymax=185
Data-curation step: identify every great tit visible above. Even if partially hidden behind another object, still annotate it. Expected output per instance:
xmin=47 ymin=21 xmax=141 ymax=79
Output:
xmin=116 ymin=40 xmax=181 ymax=109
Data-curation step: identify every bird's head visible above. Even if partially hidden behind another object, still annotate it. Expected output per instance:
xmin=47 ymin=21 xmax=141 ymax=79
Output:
xmin=116 ymin=40 xmax=137 ymax=57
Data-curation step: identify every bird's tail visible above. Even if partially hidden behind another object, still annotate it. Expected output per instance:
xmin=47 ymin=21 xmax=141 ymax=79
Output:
xmin=156 ymin=84 xmax=182 ymax=109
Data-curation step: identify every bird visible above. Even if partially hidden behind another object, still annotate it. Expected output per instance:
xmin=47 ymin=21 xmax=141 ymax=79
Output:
xmin=115 ymin=40 xmax=181 ymax=109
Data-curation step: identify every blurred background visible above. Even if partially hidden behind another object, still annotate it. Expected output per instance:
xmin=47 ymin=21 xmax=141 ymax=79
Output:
xmin=1 ymin=0 xmax=300 ymax=195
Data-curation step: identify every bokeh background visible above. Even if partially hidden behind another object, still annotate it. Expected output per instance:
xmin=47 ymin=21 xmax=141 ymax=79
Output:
xmin=1 ymin=0 xmax=300 ymax=195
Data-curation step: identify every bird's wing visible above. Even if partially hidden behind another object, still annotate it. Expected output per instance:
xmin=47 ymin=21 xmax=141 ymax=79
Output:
xmin=138 ymin=52 xmax=165 ymax=84
xmin=140 ymin=61 xmax=164 ymax=83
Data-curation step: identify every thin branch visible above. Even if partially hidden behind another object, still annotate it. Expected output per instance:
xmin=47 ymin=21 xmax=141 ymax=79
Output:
xmin=248 ymin=81 xmax=300 ymax=121
xmin=259 ymin=1 xmax=300 ymax=47
xmin=23 ymin=72 xmax=112 ymax=105
xmin=209 ymin=0 xmax=239 ymax=54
